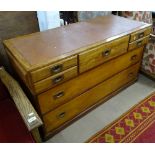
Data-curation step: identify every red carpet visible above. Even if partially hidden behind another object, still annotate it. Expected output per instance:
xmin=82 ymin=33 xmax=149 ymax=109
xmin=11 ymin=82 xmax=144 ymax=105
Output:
xmin=0 ymin=80 xmax=35 ymax=143
xmin=87 ymin=92 xmax=155 ymax=143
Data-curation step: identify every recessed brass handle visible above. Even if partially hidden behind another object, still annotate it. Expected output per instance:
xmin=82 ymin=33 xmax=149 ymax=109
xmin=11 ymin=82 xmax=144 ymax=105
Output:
xmin=102 ymin=49 xmax=111 ymax=57
xmin=131 ymin=55 xmax=137 ymax=61
xmin=53 ymin=91 xmax=65 ymax=99
xmin=51 ymin=64 xmax=63 ymax=73
xmin=138 ymin=32 xmax=144 ymax=39
xmin=137 ymin=41 xmax=142 ymax=46
xmin=53 ymin=75 xmax=64 ymax=84
xmin=57 ymin=112 xmax=66 ymax=119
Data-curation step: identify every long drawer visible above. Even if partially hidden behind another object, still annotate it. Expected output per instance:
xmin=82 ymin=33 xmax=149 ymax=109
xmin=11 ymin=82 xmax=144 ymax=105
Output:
xmin=79 ymin=35 xmax=129 ymax=73
xmin=34 ymin=66 xmax=78 ymax=94
xmin=43 ymin=62 xmax=140 ymax=134
xmin=38 ymin=47 xmax=143 ymax=114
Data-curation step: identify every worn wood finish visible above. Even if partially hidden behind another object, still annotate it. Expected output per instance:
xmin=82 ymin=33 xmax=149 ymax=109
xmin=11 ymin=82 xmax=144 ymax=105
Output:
xmin=130 ymin=27 xmax=152 ymax=42
xmin=79 ymin=35 xmax=129 ymax=73
xmin=6 ymin=49 xmax=27 ymax=84
xmin=0 ymin=67 xmax=43 ymax=131
xmin=6 ymin=50 xmax=35 ymax=95
xmin=3 ymin=16 xmax=151 ymax=71
xmin=34 ymin=66 xmax=78 ymax=94
xmin=3 ymin=15 xmax=152 ymax=140
xmin=43 ymin=63 xmax=140 ymax=134
xmin=44 ymin=79 xmax=138 ymax=139
xmin=38 ymin=47 xmax=143 ymax=114
xmin=31 ymin=55 xmax=77 ymax=83
xmin=31 ymin=128 xmax=42 ymax=143
xmin=3 ymin=16 xmax=151 ymax=96
xmin=128 ymin=36 xmax=150 ymax=51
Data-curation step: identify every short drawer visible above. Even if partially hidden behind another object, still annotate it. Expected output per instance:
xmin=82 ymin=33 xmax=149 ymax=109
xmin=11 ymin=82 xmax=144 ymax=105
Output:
xmin=130 ymin=27 xmax=151 ymax=42
xmin=128 ymin=36 xmax=149 ymax=51
xmin=43 ymin=62 xmax=140 ymax=134
xmin=30 ymin=55 xmax=77 ymax=83
xmin=79 ymin=35 xmax=129 ymax=73
xmin=38 ymin=47 xmax=143 ymax=114
xmin=34 ymin=66 xmax=78 ymax=94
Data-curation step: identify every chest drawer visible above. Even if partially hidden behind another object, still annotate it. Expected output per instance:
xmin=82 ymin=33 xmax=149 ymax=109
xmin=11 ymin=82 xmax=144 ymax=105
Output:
xmin=128 ymin=36 xmax=149 ymax=51
xmin=79 ymin=35 xmax=129 ymax=73
xmin=30 ymin=55 xmax=77 ymax=83
xmin=38 ymin=47 xmax=143 ymax=114
xmin=43 ymin=62 xmax=140 ymax=134
xmin=130 ymin=27 xmax=151 ymax=42
xmin=34 ymin=66 xmax=78 ymax=94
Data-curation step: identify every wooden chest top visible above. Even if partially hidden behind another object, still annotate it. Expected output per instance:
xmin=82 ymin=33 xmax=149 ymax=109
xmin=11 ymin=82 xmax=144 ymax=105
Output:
xmin=3 ymin=15 xmax=151 ymax=71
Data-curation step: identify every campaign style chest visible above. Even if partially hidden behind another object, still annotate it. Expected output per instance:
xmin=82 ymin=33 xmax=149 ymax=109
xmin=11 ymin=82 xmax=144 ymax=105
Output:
xmin=3 ymin=15 xmax=152 ymax=140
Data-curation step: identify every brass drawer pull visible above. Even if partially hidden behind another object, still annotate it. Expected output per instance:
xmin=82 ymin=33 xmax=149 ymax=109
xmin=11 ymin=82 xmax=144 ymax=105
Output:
xmin=53 ymin=91 xmax=65 ymax=99
xmin=102 ymin=49 xmax=111 ymax=57
xmin=137 ymin=41 xmax=142 ymax=46
xmin=57 ymin=112 xmax=66 ymax=119
xmin=51 ymin=64 xmax=63 ymax=73
xmin=131 ymin=55 xmax=137 ymax=61
xmin=53 ymin=75 xmax=64 ymax=84
xmin=138 ymin=32 xmax=144 ymax=39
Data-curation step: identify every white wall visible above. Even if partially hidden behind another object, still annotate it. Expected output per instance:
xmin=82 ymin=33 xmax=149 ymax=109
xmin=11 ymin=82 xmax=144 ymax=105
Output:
xmin=37 ymin=11 xmax=61 ymax=31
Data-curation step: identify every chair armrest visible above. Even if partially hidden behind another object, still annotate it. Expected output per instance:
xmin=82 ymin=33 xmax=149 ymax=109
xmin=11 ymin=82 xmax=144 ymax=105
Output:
xmin=150 ymin=33 xmax=155 ymax=38
xmin=0 ymin=67 xmax=43 ymax=131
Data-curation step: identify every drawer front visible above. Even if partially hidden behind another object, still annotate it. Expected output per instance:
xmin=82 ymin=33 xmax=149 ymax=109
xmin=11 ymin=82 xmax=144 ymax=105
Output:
xmin=130 ymin=27 xmax=151 ymax=42
xmin=30 ymin=55 xmax=77 ymax=83
xmin=34 ymin=66 xmax=78 ymax=94
xmin=128 ymin=36 xmax=149 ymax=51
xmin=38 ymin=47 xmax=143 ymax=114
xmin=79 ymin=35 xmax=129 ymax=73
xmin=43 ymin=63 xmax=140 ymax=133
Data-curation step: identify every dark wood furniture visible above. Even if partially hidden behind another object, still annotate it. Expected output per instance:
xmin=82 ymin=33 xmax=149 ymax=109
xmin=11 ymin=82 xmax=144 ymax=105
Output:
xmin=3 ymin=15 xmax=151 ymax=140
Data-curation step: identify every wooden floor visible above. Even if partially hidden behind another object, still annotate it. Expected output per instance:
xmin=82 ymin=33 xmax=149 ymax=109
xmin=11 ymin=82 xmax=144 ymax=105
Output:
xmin=46 ymin=74 xmax=155 ymax=143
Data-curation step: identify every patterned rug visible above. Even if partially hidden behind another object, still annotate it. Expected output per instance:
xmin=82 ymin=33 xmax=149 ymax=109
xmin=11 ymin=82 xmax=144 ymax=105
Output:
xmin=87 ymin=92 xmax=155 ymax=143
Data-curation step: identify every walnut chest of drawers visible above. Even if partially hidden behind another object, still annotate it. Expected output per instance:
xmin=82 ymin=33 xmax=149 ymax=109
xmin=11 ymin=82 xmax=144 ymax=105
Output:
xmin=3 ymin=15 xmax=152 ymax=140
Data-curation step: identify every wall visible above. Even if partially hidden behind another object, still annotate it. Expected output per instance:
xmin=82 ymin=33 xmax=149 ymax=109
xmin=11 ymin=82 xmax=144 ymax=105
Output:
xmin=37 ymin=11 xmax=61 ymax=31
xmin=0 ymin=11 xmax=39 ymax=70
xmin=77 ymin=11 xmax=112 ymax=22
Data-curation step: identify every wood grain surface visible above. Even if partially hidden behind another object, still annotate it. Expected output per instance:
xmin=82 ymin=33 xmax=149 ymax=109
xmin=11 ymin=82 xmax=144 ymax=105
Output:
xmin=3 ymin=15 xmax=152 ymax=139
xmin=3 ymin=15 xmax=151 ymax=69
xmin=34 ymin=66 xmax=78 ymax=93
xmin=31 ymin=55 xmax=77 ymax=82
xmin=38 ymin=47 xmax=143 ymax=114
xmin=0 ymin=67 xmax=43 ymax=131
xmin=130 ymin=27 xmax=152 ymax=42
xmin=128 ymin=36 xmax=150 ymax=51
xmin=79 ymin=35 xmax=129 ymax=73
xmin=43 ymin=63 xmax=140 ymax=133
